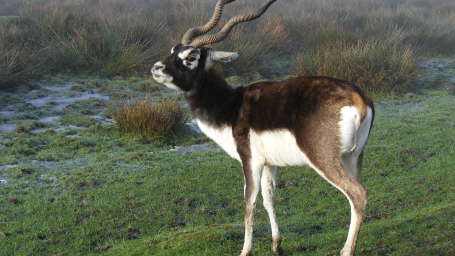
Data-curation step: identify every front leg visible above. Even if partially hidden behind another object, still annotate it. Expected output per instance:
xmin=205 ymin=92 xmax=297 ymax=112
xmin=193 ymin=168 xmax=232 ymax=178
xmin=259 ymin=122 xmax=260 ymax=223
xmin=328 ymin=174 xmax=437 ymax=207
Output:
xmin=240 ymin=158 xmax=264 ymax=256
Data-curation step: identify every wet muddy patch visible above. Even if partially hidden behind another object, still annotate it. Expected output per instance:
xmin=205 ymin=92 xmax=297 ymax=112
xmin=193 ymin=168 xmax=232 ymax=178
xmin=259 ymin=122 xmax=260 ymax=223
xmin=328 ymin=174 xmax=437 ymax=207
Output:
xmin=0 ymin=79 xmax=111 ymax=134
xmin=170 ymin=144 xmax=219 ymax=155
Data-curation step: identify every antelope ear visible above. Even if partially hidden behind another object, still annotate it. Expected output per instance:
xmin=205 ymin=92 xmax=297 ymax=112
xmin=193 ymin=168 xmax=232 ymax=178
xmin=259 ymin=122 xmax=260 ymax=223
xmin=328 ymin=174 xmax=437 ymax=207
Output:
xmin=209 ymin=51 xmax=239 ymax=63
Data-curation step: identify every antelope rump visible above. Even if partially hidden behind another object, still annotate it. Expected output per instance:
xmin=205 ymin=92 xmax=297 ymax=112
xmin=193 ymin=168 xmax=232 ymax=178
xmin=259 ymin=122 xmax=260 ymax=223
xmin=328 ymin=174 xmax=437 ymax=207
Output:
xmin=151 ymin=0 xmax=375 ymax=256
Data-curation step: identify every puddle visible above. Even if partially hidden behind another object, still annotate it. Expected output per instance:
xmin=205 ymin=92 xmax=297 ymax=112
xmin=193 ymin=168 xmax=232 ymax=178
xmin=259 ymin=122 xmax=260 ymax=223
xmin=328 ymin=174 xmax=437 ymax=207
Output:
xmin=0 ymin=111 xmax=16 ymax=118
xmin=89 ymin=115 xmax=114 ymax=124
xmin=30 ymin=160 xmax=58 ymax=170
xmin=0 ymin=165 xmax=18 ymax=171
xmin=27 ymin=92 xmax=109 ymax=111
xmin=39 ymin=116 xmax=61 ymax=123
xmin=39 ymin=174 xmax=58 ymax=183
xmin=53 ymin=125 xmax=86 ymax=133
xmin=421 ymin=60 xmax=445 ymax=71
xmin=0 ymin=124 xmax=16 ymax=132
xmin=186 ymin=119 xmax=202 ymax=133
xmin=170 ymin=144 xmax=219 ymax=155
xmin=40 ymin=82 xmax=74 ymax=92
xmin=116 ymin=161 xmax=146 ymax=171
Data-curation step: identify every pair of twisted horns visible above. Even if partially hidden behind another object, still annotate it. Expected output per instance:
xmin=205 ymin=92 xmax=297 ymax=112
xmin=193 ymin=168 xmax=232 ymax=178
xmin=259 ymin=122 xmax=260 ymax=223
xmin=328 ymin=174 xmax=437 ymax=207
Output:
xmin=181 ymin=0 xmax=277 ymax=48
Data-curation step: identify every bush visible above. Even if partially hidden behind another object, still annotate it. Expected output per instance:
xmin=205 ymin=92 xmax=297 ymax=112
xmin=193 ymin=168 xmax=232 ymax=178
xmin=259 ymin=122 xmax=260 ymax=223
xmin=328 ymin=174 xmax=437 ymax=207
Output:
xmin=0 ymin=18 xmax=44 ymax=89
xmin=111 ymin=100 xmax=185 ymax=139
xmin=294 ymin=39 xmax=417 ymax=93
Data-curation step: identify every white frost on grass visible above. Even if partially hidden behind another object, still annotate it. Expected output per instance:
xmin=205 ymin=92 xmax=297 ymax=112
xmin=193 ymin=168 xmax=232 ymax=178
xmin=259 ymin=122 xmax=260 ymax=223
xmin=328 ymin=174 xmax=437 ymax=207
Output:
xmin=0 ymin=165 xmax=18 ymax=171
xmin=27 ymin=92 xmax=109 ymax=111
xmin=186 ymin=119 xmax=202 ymax=133
xmin=170 ymin=144 xmax=219 ymax=155
xmin=0 ymin=111 xmax=16 ymax=118
xmin=39 ymin=116 xmax=61 ymax=123
xmin=0 ymin=124 xmax=16 ymax=132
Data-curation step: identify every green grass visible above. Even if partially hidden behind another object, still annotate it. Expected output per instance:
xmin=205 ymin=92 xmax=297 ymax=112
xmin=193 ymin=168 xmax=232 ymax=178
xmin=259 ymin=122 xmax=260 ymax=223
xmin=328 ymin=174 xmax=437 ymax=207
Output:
xmin=1 ymin=58 xmax=455 ymax=255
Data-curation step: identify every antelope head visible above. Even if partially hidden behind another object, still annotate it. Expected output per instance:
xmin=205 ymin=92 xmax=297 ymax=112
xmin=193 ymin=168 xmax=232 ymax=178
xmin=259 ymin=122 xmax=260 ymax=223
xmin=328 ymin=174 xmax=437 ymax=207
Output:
xmin=151 ymin=0 xmax=277 ymax=91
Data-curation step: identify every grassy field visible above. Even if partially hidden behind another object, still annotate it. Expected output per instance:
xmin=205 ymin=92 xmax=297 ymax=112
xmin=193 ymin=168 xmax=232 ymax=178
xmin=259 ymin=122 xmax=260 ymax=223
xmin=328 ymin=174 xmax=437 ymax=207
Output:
xmin=1 ymin=58 xmax=455 ymax=256
xmin=1 ymin=0 xmax=455 ymax=255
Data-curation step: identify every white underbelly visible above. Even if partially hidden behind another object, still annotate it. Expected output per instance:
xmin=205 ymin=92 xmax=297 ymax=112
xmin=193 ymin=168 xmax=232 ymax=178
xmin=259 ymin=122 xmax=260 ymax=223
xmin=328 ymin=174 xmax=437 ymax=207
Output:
xmin=250 ymin=129 xmax=310 ymax=167
xmin=197 ymin=119 xmax=310 ymax=167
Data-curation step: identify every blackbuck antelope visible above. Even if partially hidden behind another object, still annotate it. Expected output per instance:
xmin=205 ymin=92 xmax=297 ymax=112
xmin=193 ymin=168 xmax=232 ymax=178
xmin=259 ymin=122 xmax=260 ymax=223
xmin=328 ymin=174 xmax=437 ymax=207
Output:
xmin=151 ymin=0 xmax=374 ymax=255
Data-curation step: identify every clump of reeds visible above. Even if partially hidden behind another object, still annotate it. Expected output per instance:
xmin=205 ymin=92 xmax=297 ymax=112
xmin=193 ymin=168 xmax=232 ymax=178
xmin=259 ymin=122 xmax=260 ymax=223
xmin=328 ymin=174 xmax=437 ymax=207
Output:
xmin=294 ymin=39 xmax=417 ymax=93
xmin=111 ymin=100 xmax=185 ymax=139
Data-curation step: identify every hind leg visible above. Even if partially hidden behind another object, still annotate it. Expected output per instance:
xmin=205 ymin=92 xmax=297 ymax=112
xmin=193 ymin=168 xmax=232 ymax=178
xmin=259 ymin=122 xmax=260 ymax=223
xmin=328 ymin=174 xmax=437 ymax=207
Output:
xmin=310 ymin=160 xmax=367 ymax=256
xmin=261 ymin=166 xmax=282 ymax=254
xmin=342 ymin=151 xmax=364 ymax=182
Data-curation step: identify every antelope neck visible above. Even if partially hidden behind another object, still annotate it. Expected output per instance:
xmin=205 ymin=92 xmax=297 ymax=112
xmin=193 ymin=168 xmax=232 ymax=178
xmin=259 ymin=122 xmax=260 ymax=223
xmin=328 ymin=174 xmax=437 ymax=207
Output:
xmin=184 ymin=70 xmax=243 ymax=127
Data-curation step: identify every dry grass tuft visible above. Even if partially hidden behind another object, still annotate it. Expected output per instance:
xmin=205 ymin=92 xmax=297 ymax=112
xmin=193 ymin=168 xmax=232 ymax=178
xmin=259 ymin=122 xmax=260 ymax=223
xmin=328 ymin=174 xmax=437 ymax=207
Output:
xmin=111 ymin=100 xmax=185 ymax=139
xmin=294 ymin=39 xmax=417 ymax=93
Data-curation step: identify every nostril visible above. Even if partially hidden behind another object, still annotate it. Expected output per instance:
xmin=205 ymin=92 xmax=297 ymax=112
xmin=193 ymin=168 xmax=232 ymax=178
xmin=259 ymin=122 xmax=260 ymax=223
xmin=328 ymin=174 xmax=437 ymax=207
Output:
xmin=153 ymin=63 xmax=165 ymax=72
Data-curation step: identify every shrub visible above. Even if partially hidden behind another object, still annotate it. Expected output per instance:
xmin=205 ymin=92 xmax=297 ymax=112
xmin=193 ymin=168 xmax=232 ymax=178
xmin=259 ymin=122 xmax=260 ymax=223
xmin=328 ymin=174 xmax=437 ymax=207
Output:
xmin=294 ymin=39 xmax=417 ymax=93
xmin=111 ymin=100 xmax=184 ymax=139
xmin=0 ymin=19 xmax=44 ymax=89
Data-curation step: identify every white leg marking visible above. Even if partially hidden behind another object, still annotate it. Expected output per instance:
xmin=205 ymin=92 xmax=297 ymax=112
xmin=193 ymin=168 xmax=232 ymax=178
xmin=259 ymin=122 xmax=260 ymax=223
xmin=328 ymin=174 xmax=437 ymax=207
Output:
xmin=261 ymin=166 xmax=281 ymax=249
xmin=241 ymin=157 xmax=264 ymax=256
xmin=340 ymin=198 xmax=363 ymax=256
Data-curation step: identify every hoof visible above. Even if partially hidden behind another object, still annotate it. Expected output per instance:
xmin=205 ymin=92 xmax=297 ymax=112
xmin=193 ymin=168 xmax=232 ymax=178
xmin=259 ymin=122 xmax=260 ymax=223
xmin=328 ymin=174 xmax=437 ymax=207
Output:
xmin=340 ymin=248 xmax=352 ymax=256
xmin=272 ymin=237 xmax=283 ymax=255
xmin=239 ymin=250 xmax=252 ymax=256
xmin=272 ymin=246 xmax=283 ymax=255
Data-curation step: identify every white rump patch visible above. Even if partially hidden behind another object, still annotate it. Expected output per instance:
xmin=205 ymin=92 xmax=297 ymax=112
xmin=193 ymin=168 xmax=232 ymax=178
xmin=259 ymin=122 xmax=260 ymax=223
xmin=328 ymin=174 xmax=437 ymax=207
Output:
xmin=250 ymin=129 xmax=310 ymax=167
xmin=338 ymin=106 xmax=373 ymax=155
xmin=356 ymin=107 xmax=373 ymax=153
xmin=338 ymin=106 xmax=361 ymax=153
xmin=196 ymin=119 xmax=240 ymax=161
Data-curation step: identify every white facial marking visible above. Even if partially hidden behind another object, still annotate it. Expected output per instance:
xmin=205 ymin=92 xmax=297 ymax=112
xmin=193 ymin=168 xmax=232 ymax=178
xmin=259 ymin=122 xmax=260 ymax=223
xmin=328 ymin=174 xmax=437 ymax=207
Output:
xmin=260 ymin=166 xmax=280 ymax=241
xmin=178 ymin=48 xmax=200 ymax=70
xmin=178 ymin=49 xmax=193 ymax=59
xmin=151 ymin=61 xmax=180 ymax=91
